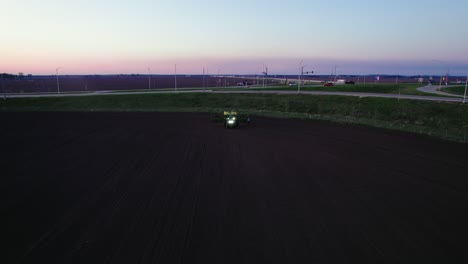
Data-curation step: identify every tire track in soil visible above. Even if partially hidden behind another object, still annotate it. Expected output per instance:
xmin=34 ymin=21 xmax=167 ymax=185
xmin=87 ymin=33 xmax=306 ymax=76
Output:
xmin=18 ymin=128 xmax=154 ymax=263
xmin=70 ymin=132 xmax=171 ymax=263
xmin=179 ymin=143 xmax=205 ymax=264
xmin=145 ymin=136 xmax=206 ymax=263
xmin=104 ymin=135 xmax=198 ymax=264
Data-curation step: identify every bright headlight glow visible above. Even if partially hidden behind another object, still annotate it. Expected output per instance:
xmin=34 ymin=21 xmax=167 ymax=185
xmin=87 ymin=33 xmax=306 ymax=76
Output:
xmin=228 ymin=120 xmax=235 ymax=124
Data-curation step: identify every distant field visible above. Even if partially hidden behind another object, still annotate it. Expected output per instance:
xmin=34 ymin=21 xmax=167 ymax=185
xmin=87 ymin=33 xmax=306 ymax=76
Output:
xmin=2 ymin=75 xmax=425 ymax=94
xmin=1 ymin=92 xmax=468 ymax=142
xmin=1 ymin=76 xmax=279 ymax=93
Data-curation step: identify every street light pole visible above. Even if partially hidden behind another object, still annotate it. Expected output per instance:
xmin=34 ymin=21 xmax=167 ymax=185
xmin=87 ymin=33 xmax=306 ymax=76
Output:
xmin=445 ymin=69 xmax=449 ymax=86
xmin=56 ymin=67 xmax=61 ymax=94
xmin=334 ymin=66 xmax=338 ymax=82
xmin=202 ymin=67 xmax=205 ymax=92
xmin=298 ymin=62 xmax=313 ymax=94
xmin=261 ymin=65 xmax=268 ymax=88
xmin=262 ymin=64 xmax=265 ymax=88
xmin=298 ymin=61 xmax=303 ymax=94
xmin=148 ymin=67 xmax=151 ymax=90
xmin=2 ymin=74 xmax=6 ymax=100
xmin=464 ymin=74 xmax=467 ymax=104
xmin=174 ymin=64 xmax=177 ymax=91
xmin=439 ymin=74 xmax=443 ymax=91
xmin=432 ymin=60 xmax=445 ymax=91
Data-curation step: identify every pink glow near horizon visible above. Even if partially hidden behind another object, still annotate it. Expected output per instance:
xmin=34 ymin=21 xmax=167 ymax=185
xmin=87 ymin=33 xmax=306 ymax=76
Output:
xmin=2 ymin=1 xmax=467 ymax=76
xmin=3 ymin=57 xmax=468 ymax=76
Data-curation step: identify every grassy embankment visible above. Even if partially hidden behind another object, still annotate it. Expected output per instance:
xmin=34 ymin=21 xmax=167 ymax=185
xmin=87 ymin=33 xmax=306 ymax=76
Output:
xmin=1 ymin=92 xmax=467 ymax=142
xmin=215 ymin=83 xmax=442 ymax=96
xmin=442 ymin=86 xmax=467 ymax=96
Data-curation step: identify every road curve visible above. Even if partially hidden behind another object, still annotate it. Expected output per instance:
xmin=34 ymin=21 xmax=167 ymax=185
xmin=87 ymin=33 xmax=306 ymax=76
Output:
xmin=417 ymin=85 xmax=463 ymax=97
xmin=1 ymin=89 xmax=466 ymax=103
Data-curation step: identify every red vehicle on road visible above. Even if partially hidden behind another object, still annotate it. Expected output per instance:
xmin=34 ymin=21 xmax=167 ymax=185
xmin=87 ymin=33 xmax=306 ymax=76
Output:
xmin=324 ymin=82 xmax=334 ymax=87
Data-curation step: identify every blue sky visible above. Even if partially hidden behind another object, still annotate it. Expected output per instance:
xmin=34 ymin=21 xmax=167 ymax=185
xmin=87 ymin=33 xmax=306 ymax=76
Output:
xmin=1 ymin=0 xmax=467 ymax=75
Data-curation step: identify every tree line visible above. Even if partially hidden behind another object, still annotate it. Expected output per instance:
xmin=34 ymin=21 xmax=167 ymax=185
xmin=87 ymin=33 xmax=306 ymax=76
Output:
xmin=1 ymin=73 xmax=33 ymax=79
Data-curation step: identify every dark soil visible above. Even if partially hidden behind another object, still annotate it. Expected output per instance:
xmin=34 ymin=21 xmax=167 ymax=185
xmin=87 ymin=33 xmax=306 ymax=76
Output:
xmin=1 ymin=112 xmax=467 ymax=263
xmin=3 ymin=75 xmax=414 ymax=93
xmin=3 ymin=76 xmax=264 ymax=93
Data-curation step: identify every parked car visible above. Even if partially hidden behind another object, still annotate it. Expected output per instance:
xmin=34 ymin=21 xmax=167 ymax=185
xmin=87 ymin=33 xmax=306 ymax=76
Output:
xmin=288 ymin=82 xmax=297 ymax=86
xmin=345 ymin=80 xmax=355 ymax=84
xmin=324 ymin=82 xmax=334 ymax=87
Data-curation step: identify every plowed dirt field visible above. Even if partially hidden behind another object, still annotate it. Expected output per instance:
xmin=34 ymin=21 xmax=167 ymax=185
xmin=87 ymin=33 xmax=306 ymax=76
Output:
xmin=1 ymin=112 xmax=467 ymax=263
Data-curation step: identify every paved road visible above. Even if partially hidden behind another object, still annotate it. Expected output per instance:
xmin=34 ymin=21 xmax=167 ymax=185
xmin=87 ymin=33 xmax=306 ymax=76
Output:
xmin=417 ymin=85 xmax=462 ymax=97
xmin=2 ymin=88 xmax=466 ymax=103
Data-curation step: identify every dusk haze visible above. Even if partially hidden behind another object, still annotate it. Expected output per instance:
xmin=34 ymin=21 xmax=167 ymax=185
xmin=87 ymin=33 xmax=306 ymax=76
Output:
xmin=2 ymin=0 xmax=468 ymax=75
xmin=2 ymin=1 xmax=468 ymax=263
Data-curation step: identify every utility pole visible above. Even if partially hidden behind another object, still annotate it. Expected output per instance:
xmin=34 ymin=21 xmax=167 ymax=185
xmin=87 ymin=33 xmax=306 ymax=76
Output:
xmin=174 ymin=64 xmax=177 ymax=91
xmin=56 ymin=67 xmax=62 ymax=94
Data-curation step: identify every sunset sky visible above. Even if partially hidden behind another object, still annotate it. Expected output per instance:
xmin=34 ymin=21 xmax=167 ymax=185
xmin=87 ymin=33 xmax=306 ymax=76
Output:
xmin=1 ymin=0 xmax=468 ymax=75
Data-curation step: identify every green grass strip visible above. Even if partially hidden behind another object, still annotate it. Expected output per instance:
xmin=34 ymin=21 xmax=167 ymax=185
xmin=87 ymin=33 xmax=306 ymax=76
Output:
xmin=217 ymin=84 xmax=439 ymax=96
xmin=1 ymin=92 xmax=468 ymax=142
xmin=442 ymin=86 xmax=467 ymax=96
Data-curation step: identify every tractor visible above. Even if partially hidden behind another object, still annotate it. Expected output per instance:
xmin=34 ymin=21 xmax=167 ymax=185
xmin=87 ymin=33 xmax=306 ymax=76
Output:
xmin=211 ymin=111 xmax=251 ymax=128
xmin=224 ymin=111 xmax=239 ymax=128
